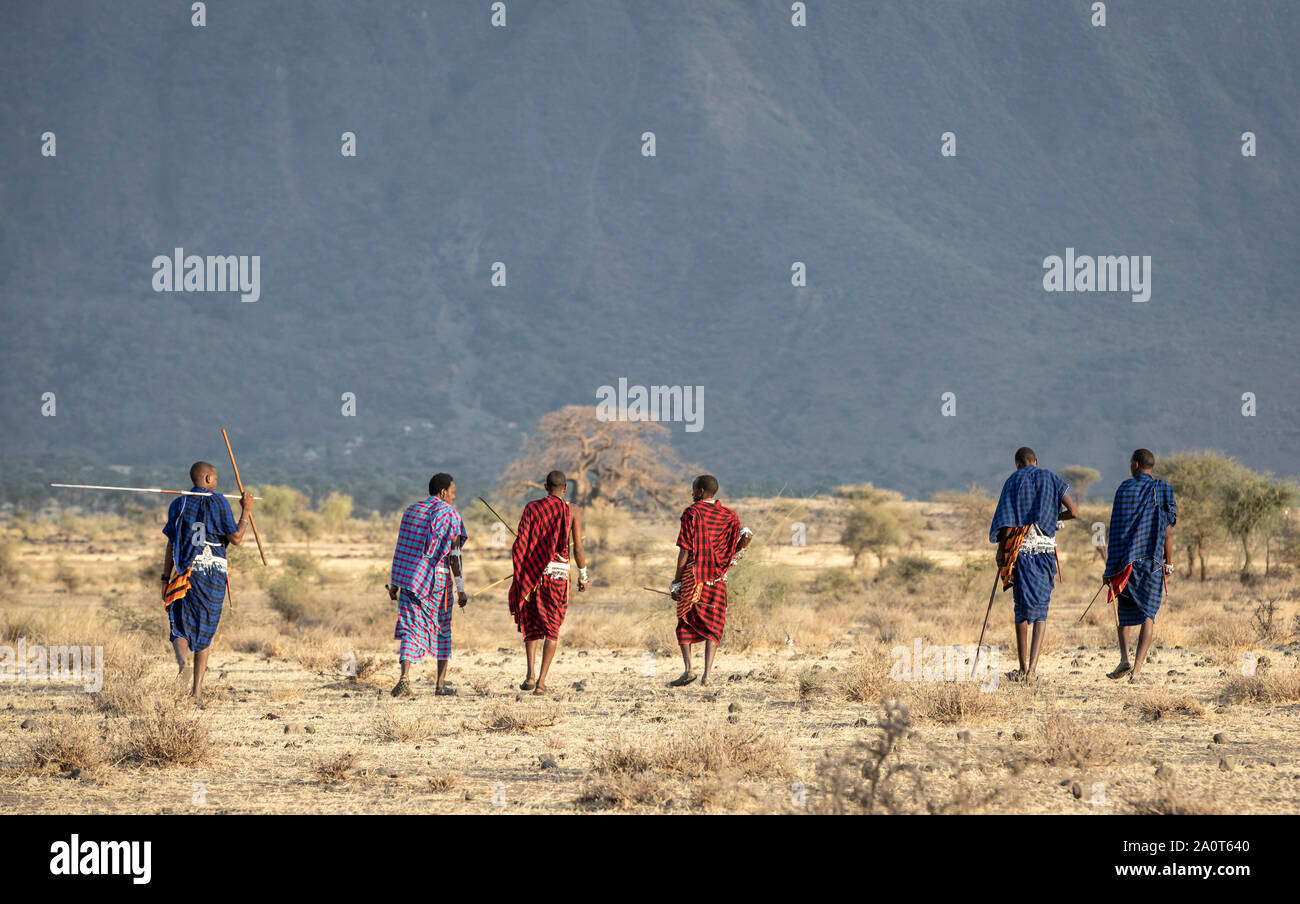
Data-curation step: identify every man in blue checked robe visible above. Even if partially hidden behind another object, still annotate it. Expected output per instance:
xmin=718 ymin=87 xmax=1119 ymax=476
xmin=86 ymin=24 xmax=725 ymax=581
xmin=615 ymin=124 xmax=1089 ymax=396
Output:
xmin=161 ymin=461 xmax=254 ymax=698
xmin=989 ymin=447 xmax=1079 ymax=682
xmin=1103 ymin=448 xmax=1176 ymax=683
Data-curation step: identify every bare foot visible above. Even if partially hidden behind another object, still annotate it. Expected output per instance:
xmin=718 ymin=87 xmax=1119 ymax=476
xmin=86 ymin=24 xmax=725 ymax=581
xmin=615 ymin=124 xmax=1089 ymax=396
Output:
xmin=532 ymin=684 xmax=548 ymax=695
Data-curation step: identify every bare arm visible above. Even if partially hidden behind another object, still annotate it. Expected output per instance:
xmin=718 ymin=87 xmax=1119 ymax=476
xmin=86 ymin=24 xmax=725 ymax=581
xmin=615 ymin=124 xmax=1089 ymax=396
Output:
xmin=224 ymin=493 xmax=254 ymax=545
xmin=570 ymin=508 xmax=586 ymax=570
xmin=1059 ymin=491 xmax=1079 ymax=522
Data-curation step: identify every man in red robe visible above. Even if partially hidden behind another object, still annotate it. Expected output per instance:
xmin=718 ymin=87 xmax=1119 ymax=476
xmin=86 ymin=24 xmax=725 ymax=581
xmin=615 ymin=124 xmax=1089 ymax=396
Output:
xmin=669 ymin=475 xmax=752 ymax=687
xmin=509 ymin=470 xmax=588 ymax=694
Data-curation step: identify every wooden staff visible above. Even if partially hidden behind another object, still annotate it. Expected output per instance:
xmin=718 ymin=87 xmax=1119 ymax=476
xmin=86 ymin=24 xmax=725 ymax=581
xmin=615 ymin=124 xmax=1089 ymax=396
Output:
xmin=221 ymin=428 xmax=267 ymax=566
xmin=470 ymin=573 xmax=514 ymax=598
xmin=1076 ymin=582 xmax=1108 ymax=623
xmin=476 ymin=497 xmax=518 ymax=537
xmin=642 ymin=586 xmax=673 ymax=596
xmin=969 ymin=572 xmax=1001 ymax=679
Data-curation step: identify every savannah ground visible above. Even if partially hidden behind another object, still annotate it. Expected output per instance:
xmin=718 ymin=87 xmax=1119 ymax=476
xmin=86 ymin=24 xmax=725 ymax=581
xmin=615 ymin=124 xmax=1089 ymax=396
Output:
xmin=2 ymin=495 xmax=1298 ymax=814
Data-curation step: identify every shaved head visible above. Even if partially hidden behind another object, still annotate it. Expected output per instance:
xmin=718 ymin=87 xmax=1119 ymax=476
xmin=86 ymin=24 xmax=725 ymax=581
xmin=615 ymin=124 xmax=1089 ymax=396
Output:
xmin=189 ymin=461 xmax=216 ymax=485
xmin=693 ymin=474 xmax=719 ymax=498
xmin=1131 ymin=448 xmax=1155 ymax=471
xmin=545 ymin=470 xmax=567 ymax=492
xmin=1014 ymin=447 xmax=1037 ymax=467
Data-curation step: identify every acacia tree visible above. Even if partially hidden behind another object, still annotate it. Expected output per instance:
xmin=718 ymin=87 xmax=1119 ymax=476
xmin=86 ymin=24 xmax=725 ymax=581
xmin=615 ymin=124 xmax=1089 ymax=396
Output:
xmin=841 ymin=502 xmax=902 ymax=569
xmin=1059 ymin=466 xmax=1101 ymax=503
xmin=498 ymin=405 xmax=689 ymax=509
xmin=1157 ymin=452 xmax=1239 ymax=580
xmin=1223 ymin=474 xmax=1296 ymax=576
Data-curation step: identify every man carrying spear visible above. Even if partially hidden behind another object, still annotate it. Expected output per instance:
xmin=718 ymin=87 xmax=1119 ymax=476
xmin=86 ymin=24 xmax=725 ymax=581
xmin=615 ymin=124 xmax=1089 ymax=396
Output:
xmin=160 ymin=461 xmax=254 ymax=698
xmin=669 ymin=475 xmax=752 ymax=688
xmin=387 ymin=473 xmax=468 ymax=698
xmin=988 ymin=447 xmax=1078 ymax=682
xmin=508 ymin=470 xmax=587 ymax=694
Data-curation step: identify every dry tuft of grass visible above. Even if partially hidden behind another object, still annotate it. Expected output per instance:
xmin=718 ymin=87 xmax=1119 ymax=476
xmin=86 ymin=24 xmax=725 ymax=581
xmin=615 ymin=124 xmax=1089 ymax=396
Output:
xmin=910 ymin=681 xmax=1005 ymax=724
xmin=21 ymin=714 xmax=109 ymax=775
xmin=314 ymin=751 xmax=364 ymax=784
xmin=796 ymin=667 xmax=834 ymax=700
xmin=1033 ymin=711 xmax=1132 ymax=768
xmin=592 ymin=721 xmax=789 ymax=780
xmin=427 ymin=771 xmax=459 ymax=793
xmin=1129 ymin=772 xmax=1224 ymax=815
xmin=373 ymin=706 xmax=438 ymax=743
xmin=1217 ymin=669 xmax=1300 ymax=706
xmin=481 ymin=703 xmax=560 ymax=733
xmin=576 ymin=773 xmax=671 ymax=810
xmin=839 ymin=653 xmax=891 ymax=703
xmin=118 ymin=703 xmax=213 ymax=767
xmin=1135 ymin=691 xmax=1208 ymax=722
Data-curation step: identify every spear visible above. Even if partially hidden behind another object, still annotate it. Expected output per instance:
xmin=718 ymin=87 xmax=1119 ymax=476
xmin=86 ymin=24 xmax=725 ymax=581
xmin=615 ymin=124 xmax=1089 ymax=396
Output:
xmin=1076 ymin=582 xmax=1108 ymax=623
xmin=51 ymin=484 xmax=261 ymax=500
xmin=221 ymin=428 xmax=267 ymax=566
xmin=476 ymin=497 xmax=518 ymax=537
xmin=641 ymin=586 xmax=673 ymax=596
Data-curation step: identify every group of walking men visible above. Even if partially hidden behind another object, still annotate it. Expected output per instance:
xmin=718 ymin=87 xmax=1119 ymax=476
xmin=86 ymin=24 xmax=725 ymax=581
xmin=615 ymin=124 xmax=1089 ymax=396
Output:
xmin=158 ymin=451 xmax=1174 ymax=699
xmin=990 ymin=446 xmax=1177 ymax=684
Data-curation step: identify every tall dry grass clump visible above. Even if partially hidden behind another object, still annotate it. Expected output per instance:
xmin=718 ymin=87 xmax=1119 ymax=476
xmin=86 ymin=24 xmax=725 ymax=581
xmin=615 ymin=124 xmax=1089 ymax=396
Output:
xmin=118 ymin=702 xmax=213 ymax=767
xmin=591 ymin=720 xmax=789 ymax=780
xmin=21 ymin=713 xmax=110 ymax=776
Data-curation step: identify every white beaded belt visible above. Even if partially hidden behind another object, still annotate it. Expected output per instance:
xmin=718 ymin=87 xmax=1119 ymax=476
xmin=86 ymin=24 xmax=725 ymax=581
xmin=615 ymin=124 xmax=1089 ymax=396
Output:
xmin=1020 ymin=524 xmax=1057 ymax=556
xmin=543 ymin=560 xmax=570 ymax=580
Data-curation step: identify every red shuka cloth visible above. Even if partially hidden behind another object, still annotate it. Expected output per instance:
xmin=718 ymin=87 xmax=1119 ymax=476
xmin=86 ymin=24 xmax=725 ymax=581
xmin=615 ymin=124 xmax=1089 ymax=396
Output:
xmin=674 ymin=499 xmax=742 ymax=645
xmin=509 ymin=494 xmax=571 ymax=640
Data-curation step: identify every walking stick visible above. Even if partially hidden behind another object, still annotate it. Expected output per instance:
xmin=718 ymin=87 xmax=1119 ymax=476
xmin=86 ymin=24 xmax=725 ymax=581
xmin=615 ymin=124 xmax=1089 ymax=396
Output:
xmin=221 ymin=428 xmax=267 ymax=566
xmin=1076 ymin=582 xmax=1107 ymax=623
xmin=970 ymin=572 xmax=1001 ymax=679
xmin=642 ymin=586 xmax=673 ymax=596
xmin=477 ymin=497 xmax=518 ymax=537
xmin=470 ymin=573 xmax=514 ymax=598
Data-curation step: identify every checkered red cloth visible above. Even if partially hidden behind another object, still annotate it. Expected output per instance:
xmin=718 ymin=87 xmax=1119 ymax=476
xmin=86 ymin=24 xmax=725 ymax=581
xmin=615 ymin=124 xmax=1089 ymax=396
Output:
xmin=509 ymin=494 xmax=571 ymax=638
xmin=674 ymin=499 xmax=742 ymax=644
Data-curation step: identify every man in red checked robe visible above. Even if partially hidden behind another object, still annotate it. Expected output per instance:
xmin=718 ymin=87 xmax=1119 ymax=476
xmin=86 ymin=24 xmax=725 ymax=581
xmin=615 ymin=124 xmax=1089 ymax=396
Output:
xmin=669 ymin=474 xmax=752 ymax=688
xmin=509 ymin=470 xmax=588 ymax=694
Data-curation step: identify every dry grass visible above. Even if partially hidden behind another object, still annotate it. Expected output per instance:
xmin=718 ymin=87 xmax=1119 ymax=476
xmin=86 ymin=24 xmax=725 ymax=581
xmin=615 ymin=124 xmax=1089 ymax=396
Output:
xmin=576 ymin=772 xmax=671 ymax=810
xmin=909 ymin=681 xmax=1006 ymax=724
xmin=796 ymin=667 xmax=834 ymax=700
xmin=427 ymin=771 xmax=460 ymax=793
xmin=118 ymin=703 xmax=213 ymax=767
xmin=480 ymin=703 xmax=560 ymax=733
xmin=591 ymin=720 xmax=789 ymax=780
xmin=314 ymin=751 xmax=363 ymax=784
xmin=839 ymin=653 xmax=891 ymax=703
xmin=1033 ymin=711 xmax=1132 ymax=768
xmin=1218 ymin=668 xmax=1300 ymax=705
xmin=21 ymin=713 xmax=109 ymax=775
xmin=1129 ymin=772 xmax=1224 ymax=815
xmin=1135 ymin=691 xmax=1209 ymax=721
xmin=372 ymin=706 xmax=438 ymax=743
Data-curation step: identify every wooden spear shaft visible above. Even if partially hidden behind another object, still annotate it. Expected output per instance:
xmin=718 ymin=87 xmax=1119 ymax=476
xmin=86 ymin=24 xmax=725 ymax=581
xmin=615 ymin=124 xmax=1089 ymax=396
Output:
xmin=970 ymin=572 xmax=1001 ymax=679
xmin=221 ymin=428 xmax=267 ymax=566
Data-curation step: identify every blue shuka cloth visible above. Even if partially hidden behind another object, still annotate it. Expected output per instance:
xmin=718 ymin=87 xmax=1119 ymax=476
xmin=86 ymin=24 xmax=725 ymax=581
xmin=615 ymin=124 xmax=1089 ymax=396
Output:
xmin=1105 ymin=473 xmax=1177 ymax=626
xmin=1013 ymin=551 xmax=1056 ymax=624
xmin=989 ymin=466 xmax=1069 ymax=544
xmin=990 ymin=465 xmax=1067 ymax=623
xmin=163 ymin=487 xmax=239 ymax=652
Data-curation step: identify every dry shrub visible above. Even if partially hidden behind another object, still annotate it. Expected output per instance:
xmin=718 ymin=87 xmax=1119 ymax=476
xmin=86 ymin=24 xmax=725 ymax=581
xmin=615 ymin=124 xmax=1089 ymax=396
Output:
xmin=22 ymin=714 xmax=109 ymax=775
xmin=373 ymin=706 xmax=438 ymax=743
xmin=481 ymin=703 xmax=560 ymax=733
xmin=427 ymin=772 xmax=460 ymax=793
xmin=1135 ymin=691 xmax=1208 ymax=722
xmin=910 ymin=681 xmax=1005 ymax=724
xmin=576 ymin=773 xmax=670 ymax=810
xmin=314 ymin=751 xmax=363 ymax=784
xmin=813 ymin=700 xmax=1001 ymax=815
xmin=94 ymin=642 xmax=175 ymax=715
xmin=592 ymin=721 xmax=789 ymax=780
xmin=1129 ymin=772 xmax=1223 ymax=815
xmin=796 ymin=667 xmax=833 ymax=700
xmin=1217 ymin=669 xmax=1300 ymax=705
xmin=1033 ymin=711 xmax=1131 ymax=768
xmin=119 ymin=703 xmax=213 ymax=767
xmin=840 ymin=652 xmax=891 ymax=702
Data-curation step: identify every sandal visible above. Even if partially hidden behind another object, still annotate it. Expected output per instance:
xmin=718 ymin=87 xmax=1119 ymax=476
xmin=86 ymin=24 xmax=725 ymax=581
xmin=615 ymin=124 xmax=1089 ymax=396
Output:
xmin=520 ymin=678 xmax=536 ymax=691
xmin=1107 ymin=663 xmax=1132 ymax=680
xmin=391 ymin=677 xmax=413 ymax=698
xmin=669 ymin=670 xmax=697 ymax=687
xmin=435 ymin=686 xmax=457 ymax=696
